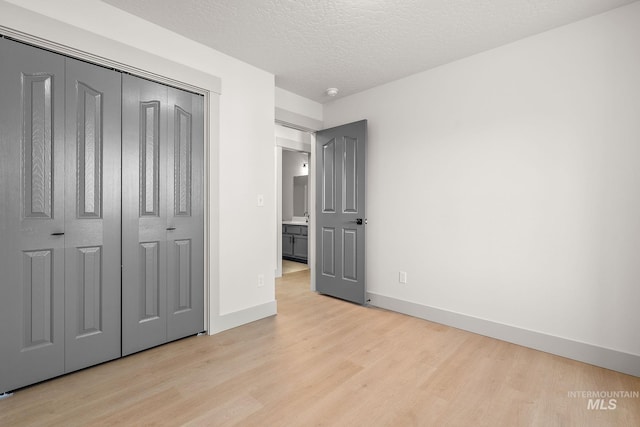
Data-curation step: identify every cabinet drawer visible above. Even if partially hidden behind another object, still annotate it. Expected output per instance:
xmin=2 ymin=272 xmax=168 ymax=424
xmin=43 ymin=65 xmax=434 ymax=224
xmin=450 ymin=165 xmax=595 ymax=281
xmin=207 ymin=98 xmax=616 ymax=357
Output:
xmin=284 ymin=224 xmax=307 ymax=235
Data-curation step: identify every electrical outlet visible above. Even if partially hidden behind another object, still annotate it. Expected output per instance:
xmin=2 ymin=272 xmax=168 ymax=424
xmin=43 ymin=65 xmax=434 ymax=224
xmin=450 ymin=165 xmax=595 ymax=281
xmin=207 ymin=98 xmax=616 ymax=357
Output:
xmin=257 ymin=274 xmax=265 ymax=287
xmin=399 ymin=271 xmax=407 ymax=284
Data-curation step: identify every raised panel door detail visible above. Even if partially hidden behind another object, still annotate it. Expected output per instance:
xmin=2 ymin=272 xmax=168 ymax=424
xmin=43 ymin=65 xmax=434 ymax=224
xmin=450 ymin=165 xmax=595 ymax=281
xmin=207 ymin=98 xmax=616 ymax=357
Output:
xmin=322 ymin=138 xmax=336 ymax=213
xmin=174 ymin=106 xmax=192 ymax=216
xmin=140 ymin=101 xmax=160 ymax=217
xmin=22 ymin=250 xmax=53 ymax=349
xmin=22 ymin=74 xmax=54 ymax=219
xmin=173 ymin=239 xmax=191 ymax=313
xmin=76 ymin=246 xmax=102 ymax=337
xmin=140 ymin=242 xmax=160 ymax=321
xmin=321 ymin=227 xmax=335 ymax=277
xmin=122 ymin=75 xmax=170 ymax=356
xmin=76 ymin=83 xmax=103 ymax=218
xmin=2 ymin=37 xmax=67 ymax=394
xmin=343 ymin=136 xmax=358 ymax=213
xmin=315 ymin=120 xmax=366 ymax=305
xmin=342 ymin=229 xmax=358 ymax=282
xmin=64 ymin=55 xmax=122 ymax=375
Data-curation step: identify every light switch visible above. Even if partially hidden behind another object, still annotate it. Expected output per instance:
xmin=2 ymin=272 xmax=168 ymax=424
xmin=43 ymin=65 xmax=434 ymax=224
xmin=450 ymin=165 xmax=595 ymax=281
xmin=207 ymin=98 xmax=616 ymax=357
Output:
xmin=399 ymin=271 xmax=407 ymax=284
xmin=257 ymin=194 xmax=264 ymax=207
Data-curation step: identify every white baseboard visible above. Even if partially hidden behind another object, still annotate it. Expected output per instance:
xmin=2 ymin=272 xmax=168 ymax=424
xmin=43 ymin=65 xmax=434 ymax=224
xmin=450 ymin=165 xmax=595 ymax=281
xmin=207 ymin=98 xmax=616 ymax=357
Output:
xmin=209 ymin=300 xmax=277 ymax=334
xmin=368 ymin=292 xmax=639 ymax=377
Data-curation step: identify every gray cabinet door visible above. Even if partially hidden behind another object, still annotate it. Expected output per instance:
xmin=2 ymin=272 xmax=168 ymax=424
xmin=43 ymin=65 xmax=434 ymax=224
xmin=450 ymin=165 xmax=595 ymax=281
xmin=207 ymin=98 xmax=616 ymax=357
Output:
xmin=63 ymin=57 xmax=122 ymax=372
xmin=122 ymin=74 xmax=169 ymax=355
xmin=0 ymin=39 xmax=66 ymax=392
xmin=283 ymin=233 xmax=294 ymax=256
xmin=122 ymin=76 xmax=204 ymax=355
xmin=166 ymin=87 xmax=204 ymax=341
xmin=293 ymin=235 xmax=308 ymax=260
xmin=315 ymin=120 xmax=367 ymax=304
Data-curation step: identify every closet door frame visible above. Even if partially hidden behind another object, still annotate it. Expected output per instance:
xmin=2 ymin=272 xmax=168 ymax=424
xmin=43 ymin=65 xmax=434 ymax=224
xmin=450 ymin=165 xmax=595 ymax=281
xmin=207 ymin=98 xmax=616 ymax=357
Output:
xmin=0 ymin=23 xmax=220 ymax=337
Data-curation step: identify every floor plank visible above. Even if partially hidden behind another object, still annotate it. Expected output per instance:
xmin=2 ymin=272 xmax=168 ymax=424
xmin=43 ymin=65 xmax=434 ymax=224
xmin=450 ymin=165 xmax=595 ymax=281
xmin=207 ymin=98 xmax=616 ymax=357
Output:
xmin=1 ymin=269 xmax=638 ymax=426
xmin=282 ymin=259 xmax=309 ymax=274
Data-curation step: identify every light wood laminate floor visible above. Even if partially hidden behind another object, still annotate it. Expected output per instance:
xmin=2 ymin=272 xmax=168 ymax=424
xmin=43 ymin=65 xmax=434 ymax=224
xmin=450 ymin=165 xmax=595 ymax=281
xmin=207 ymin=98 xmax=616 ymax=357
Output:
xmin=282 ymin=259 xmax=310 ymax=274
xmin=1 ymin=269 xmax=638 ymax=426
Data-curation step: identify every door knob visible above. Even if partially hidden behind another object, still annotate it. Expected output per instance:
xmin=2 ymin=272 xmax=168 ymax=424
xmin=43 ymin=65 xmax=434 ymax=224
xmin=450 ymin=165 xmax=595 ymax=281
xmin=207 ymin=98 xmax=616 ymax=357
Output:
xmin=51 ymin=232 xmax=65 ymax=236
xmin=350 ymin=218 xmax=363 ymax=225
xmin=166 ymin=227 xmax=176 ymax=231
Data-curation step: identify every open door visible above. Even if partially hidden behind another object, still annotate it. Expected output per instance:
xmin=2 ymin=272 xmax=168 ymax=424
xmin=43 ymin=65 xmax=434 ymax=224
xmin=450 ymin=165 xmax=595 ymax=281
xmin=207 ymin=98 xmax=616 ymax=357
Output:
xmin=315 ymin=120 xmax=367 ymax=304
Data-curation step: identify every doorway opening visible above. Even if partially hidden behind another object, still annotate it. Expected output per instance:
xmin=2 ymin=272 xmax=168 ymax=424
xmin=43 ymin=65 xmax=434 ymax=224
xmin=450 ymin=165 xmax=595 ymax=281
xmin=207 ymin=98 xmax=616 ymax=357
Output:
xmin=281 ymin=148 xmax=310 ymax=274
xmin=276 ymin=120 xmax=367 ymax=303
xmin=275 ymin=124 xmax=315 ymax=291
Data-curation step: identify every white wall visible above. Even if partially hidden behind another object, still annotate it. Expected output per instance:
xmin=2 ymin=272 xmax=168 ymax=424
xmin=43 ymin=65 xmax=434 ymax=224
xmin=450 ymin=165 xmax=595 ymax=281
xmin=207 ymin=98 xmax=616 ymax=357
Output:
xmin=324 ymin=2 xmax=640 ymax=369
xmin=275 ymin=125 xmax=313 ymax=152
xmin=275 ymin=87 xmax=323 ymax=132
xmin=1 ymin=0 xmax=277 ymax=331
xmin=275 ymin=87 xmax=323 ymax=122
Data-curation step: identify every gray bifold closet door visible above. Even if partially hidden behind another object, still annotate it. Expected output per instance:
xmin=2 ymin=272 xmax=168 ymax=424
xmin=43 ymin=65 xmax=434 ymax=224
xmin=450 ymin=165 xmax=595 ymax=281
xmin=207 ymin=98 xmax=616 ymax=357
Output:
xmin=64 ymin=56 xmax=122 ymax=373
xmin=121 ymin=74 xmax=204 ymax=356
xmin=0 ymin=38 xmax=122 ymax=392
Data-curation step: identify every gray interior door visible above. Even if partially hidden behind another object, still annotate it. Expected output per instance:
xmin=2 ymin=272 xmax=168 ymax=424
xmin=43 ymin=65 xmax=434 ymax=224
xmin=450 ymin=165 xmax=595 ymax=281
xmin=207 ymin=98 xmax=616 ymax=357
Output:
xmin=63 ymin=57 xmax=122 ymax=372
xmin=166 ymin=86 xmax=204 ymax=341
xmin=315 ymin=120 xmax=367 ymax=304
xmin=122 ymin=76 xmax=204 ymax=355
xmin=122 ymin=74 xmax=169 ymax=355
xmin=0 ymin=38 xmax=66 ymax=392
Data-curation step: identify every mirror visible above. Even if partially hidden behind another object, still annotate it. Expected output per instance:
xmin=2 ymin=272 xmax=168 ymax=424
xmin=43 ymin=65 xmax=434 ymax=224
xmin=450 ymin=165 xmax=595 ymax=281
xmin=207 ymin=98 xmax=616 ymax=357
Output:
xmin=293 ymin=175 xmax=308 ymax=217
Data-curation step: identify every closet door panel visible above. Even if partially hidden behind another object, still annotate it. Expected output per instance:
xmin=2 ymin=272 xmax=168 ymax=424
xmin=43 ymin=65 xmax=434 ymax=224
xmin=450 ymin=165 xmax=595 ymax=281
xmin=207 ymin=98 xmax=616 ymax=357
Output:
xmin=122 ymin=74 xmax=168 ymax=356
xmin=64 ymin=58 xmax=122 ymax=372
xmin=0 ymin=38 xmax=65 ymax=393
xmin=166 ymin=88 xmax=204 ymax=341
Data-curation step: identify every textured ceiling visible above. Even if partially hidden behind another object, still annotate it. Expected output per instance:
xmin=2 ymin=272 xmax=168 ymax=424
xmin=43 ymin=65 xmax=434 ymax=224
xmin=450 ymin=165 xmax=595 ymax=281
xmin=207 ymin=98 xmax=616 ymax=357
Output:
xmin=101 ymin=0 xmax=637 ymax=103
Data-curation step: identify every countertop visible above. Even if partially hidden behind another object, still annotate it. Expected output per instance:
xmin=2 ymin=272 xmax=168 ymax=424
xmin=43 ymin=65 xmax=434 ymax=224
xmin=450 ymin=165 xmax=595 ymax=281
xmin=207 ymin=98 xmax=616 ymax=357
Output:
xmin=282 ymin=221 xmax=308 ymax=226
